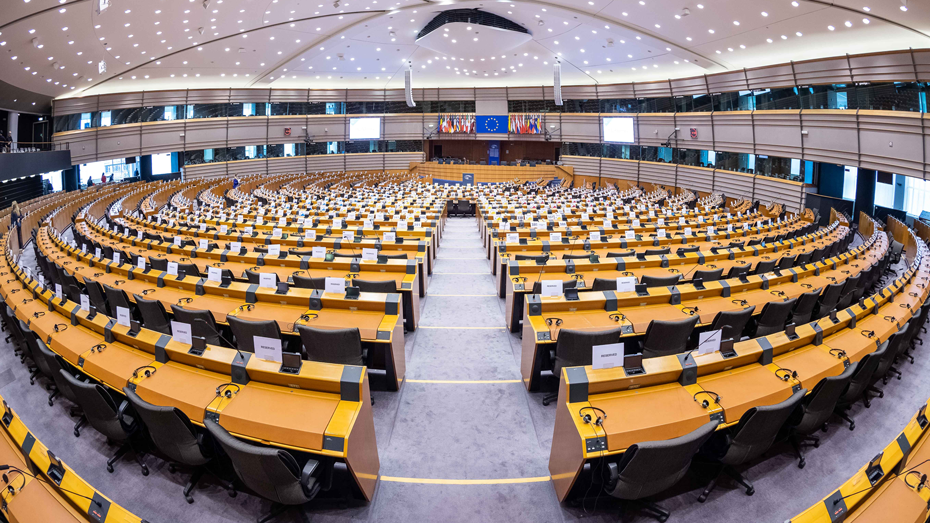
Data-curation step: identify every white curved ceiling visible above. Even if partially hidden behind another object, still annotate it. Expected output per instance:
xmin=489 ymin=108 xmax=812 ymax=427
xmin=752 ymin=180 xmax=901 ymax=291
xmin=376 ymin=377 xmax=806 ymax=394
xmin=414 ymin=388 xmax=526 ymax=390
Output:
xmin=0 ymin=0 xmax=927 ymax=101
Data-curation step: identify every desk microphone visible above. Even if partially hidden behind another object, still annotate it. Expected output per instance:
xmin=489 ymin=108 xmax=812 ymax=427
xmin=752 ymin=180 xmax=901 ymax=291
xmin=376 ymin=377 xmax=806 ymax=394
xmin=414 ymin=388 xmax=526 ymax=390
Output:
xmin=0 ymin=464 xmax=102 ymax=508
xmin=681 ymin=325 xmax=732 ymax=364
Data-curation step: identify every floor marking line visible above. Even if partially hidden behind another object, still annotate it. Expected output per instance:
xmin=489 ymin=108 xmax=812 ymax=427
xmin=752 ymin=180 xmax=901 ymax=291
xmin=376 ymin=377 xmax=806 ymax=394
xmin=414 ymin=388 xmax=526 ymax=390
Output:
xmin=379 ymin=476 xmax=551 ymax=485
xmin=417 ymin=326 xmax=506 ymax=330
xmin=437 ymin=257 xmax=487 ymax=260
xmin=428 ymin=294 xmax=496 ymax=297
xmin=432 ymin=272 xmax=488 ymax=275
xmin=405 ymin=379 xmax=522 ymax=384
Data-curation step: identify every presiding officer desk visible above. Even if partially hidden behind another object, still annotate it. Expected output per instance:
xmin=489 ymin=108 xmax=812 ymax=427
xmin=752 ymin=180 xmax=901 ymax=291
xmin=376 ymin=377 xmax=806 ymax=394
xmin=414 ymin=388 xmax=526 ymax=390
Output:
xmin=1 ymin=232 xmax=381 ymax=501
xmin=521 ymin=222 xmax=873 ymax=391
xmin=547 ymin=215 xmax=929 ymax=503
xmin=0 ymin=394 xmax=146 ymax=523
xmin=503 ymin=220 xmax=842 ymax=332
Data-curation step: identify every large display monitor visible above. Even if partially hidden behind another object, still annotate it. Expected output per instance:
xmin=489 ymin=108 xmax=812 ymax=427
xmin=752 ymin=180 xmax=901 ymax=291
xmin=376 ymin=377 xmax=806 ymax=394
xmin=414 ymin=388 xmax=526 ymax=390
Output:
xmin=349 ymin=117 xmax=382 ymax=140
xmin=603 ymin=117 xmax=635 ymax=143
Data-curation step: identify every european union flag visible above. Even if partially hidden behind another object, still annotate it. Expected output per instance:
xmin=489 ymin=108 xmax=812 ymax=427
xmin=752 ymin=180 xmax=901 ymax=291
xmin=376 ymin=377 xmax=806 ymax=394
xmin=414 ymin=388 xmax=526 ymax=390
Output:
xmin=476 ymin=115 xmax=507 ymax=133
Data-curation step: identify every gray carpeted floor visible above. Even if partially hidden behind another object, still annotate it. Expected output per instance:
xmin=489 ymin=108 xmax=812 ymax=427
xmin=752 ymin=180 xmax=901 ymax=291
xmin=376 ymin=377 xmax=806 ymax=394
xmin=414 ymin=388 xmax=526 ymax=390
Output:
xmin=5 ymin=219 xmax=928 ymax=523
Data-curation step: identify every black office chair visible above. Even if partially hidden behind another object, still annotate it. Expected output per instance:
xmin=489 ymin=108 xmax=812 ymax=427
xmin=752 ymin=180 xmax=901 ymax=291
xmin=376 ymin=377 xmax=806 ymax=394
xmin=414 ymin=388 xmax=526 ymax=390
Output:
xmin=170 ymin=305 xmax=223 ymax=346
xmin=726 ymin=264 xmax=751 ymax=279
xmin=869 ymin=323 xmax=910 ymax=395
xmin=692 ymin=268 xmax=723 ymax=282
xmin=133 ymin=294 xmax=171 ymax=335
xmin=228 ymin=316 xmax=283 ymax=353
xmin=836 ymin=274 xmax=861 ymax=310
xmin=40 ymin=347 xmax=88 ymax=435
xmin=642 ymin=316 xmax=699 ymax=359
xmin=515 ymin=254 xmax=549 ymax=263
xmin=677 ymin=246 xmax=700 ymax=255
xmin=794 ymin=251 xmax=813 ymax=267
xmin=103 ymin=283 xmax=138 ymax=320
xmin=644 ymin=248 xmax=670 ymax=257
xmin=542 ymin=328 xmax=623 ymax=406
xmin=607 ymin=251 xmax=637 ymax=258
xmin=60 ymin=371 xmax=148 ymax=475
xmin=354 ymin=279 xmax=396 ymax=293
xmin=814 ymin=282 xmax=845 ymax=319
xmin=177 ymin=262 xmax=202 ymax=278
xmin=204 ymin=419 xmax=323 ymax=523
xmin=124 ymin=388 xmax=234 ymax=503
xmin=245 ymin=270 xmax=262 ymax=284
xmin=531 ymin=279 xmax=577 ymax=294
xmin=753 ymin=259 xmax=777 ymax=275
xmin=748 ymin=297 xmax=798 ymax=337
xmin=292 ymin=275 xmax=326 ymax=290
xmin=708 ymin=306 xmax=756 ymax=341
xmin=640 ymin=274 xmax=681 ymax=288
xmin=697 ymin=389 xmax=806 ymax=502
xmin=777 ymin=255 xmax=797 ymax=270
xmin=784 ymin=364 xmax=856 ymax=468
xmin=149 ymin=256 xmax=169 ymax=272
xmin=297 ymin=326 xmax=366 ymax=366
xmin=789 ymin=290 xmax=821 ymax=325
xmin=590 ymin=278 xmax=617 ymax=291
xmin=833 ymin=351 xmax=883 ymax=430
xmin=604 ymin=421 xmax=718 ymax=521
xmin=83 ymin=277 xmax=110 ymax=316
xmin=562 ymin=253 xmax=594 ymax=260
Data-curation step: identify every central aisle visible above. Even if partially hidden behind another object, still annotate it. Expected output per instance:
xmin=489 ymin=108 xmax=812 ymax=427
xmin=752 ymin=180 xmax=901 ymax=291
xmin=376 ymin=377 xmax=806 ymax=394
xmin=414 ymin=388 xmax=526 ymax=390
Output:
xmin=367 ymin=217 xmax=564 ymax=521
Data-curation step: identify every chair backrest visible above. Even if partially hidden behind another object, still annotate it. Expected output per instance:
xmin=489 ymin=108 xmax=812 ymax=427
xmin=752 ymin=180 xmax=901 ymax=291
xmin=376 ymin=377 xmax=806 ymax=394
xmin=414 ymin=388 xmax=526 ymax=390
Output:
xmin=149 ymin=256 xmax=168 ymax=272
xmin=590 ymin=278 xmax=617 ymax=291
xmin=644 ymin=247 xmax=670 ymax=257
xmin=103 ymin=284 xmax=133 ymax=315
xmin=354 ymin=279 xmax=396 ymax=293
xmin=515 ymin=254 xmax=548 ymax=263
xmin=606 ymin=251 xmax=636 ymax=258
xmin=292 ymin=275 xmax=326 ymax=290
xmin=815 ymin=282 xmax=845 ymax=319
xmin=754 ymin=297 xmax=797 ymax=337
xmin=692 ymin=268 xmax=723 ymax=282
xmin=642 ymin=316 xmax=700 ymax=358
xmin=840 ymin=350 xmax=883 ymax=404
xmin=709 ymin=306 xmax=756 ymax=341
xmin=640 ymin=274 xmax=681 ymax=288
xmin=227 ymin=316 xmax=282 ymax=353
xmin=83 ymin=278 xmax=109 ymax=316
xmin=606 ymin=421 xmax=718 ymax=500
xmin=837 ymin=275 xmax=861 ymax=309
xmin=204 ymin=419 xmax=311 ymax=506
xmin=794 ymin=251 xmax=813 ymax=267
xmin=726 ymin=264 xmax=752 ymax=279
xmin=553 ymin=328 xmax=624 ymax=375
xmin=132 ymin=295 xmax=171 ymax=335
xmin=789 ymin=290 xmax=822 ymax=325
xmin=298 ymin=326 xmax=364 ymax=366
xmin=794 ymin=363 xmax=856 ymax=434
xmin=875 ymin=323 xmax=910 ymax=379
xmin=753 ymin=259 xmax=777 ymax=275
xmin=777 ymin=255 xmax=797 ymax=270
xmin=123 ymin=388 xmax=208 ymax=466
xmin=245 ymin=270 xmax=261 ymax=284
xmin=561 ymin=253 xmax=593 ymax=260
xmin=60 ymin=371 xmax=127 ymax=440
xmin=177 ymin=262 xmax=201 ymax=278
xmin=531 ymin=279 xmax=577 ymax=294
xmin=169 ymin=305 xmax=221 ymax=345
xmin=721 ymin=388 xmax=807 ymax=466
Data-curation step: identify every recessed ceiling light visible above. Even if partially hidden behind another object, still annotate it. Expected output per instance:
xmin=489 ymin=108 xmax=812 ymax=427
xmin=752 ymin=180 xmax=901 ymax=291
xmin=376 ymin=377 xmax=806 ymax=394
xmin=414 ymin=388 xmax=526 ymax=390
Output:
xmin=781 ymin=34 xmax=787 ymax=39
xmin=862 ymin=6 xmax=870 ymax=11
xmin=766 ymin=38 xmax=773 ymax=43
xmin=686 ymin=36 xmax=692 ymax=41
xmin=845 ymin=20 xmax=852 ymax=26
xmin=828 ymin=25 xmax=835 ymax=30
xmin=696 ymin=3 xmax=703 ymax=7
xmin=733 ymin=20 xmax=739 ymax=25
xmin=900 ymin=5 xmax=908 ymax=11
xmin=791 ymin=1 xmax=799 ymax=5
xmin=708 ymin=29 xmax=714 ymax=33
xmin=761 ymin=11 xmax=768 ymax=16
xmin=862 ymin=18 xmax=870 ymax=24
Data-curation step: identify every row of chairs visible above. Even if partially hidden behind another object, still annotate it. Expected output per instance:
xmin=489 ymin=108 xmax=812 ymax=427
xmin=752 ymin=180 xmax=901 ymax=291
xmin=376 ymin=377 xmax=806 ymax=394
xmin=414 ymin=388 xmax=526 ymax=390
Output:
xmin=538 ymin=233 xmax=888 ymax=405
xmin=0 ymin=306 xmax=326 ymax=521
xmin=36 ymin=247 xmax=370 ymax=366
xmin=595 ymin=285 xmax=930 ymax=521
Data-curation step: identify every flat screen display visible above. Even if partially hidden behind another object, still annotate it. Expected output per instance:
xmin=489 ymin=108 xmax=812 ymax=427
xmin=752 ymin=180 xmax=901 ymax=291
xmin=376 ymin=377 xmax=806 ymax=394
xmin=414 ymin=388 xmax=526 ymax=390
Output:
xmin=349 ymin=117 xmax=381 ymax=140
xmin=603 ymin=117 xmax=635 ymax=143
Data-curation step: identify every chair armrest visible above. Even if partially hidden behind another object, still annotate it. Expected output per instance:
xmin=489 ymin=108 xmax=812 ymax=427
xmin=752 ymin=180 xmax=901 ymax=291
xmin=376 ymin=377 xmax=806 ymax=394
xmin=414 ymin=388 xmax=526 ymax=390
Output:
xmin=300 ymin=458 xmax=320 ymax=487
xmin=116 ymin=400 xmax=135 ymax=432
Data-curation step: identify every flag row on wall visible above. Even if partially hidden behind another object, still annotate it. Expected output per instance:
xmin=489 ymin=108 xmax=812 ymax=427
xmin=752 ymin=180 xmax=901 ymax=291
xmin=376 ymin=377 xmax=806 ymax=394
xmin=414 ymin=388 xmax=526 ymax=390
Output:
xmin=509 ymin=113 xmax=543 ymax=134
xmin=437 ymin=113 xmax=476 ymax=133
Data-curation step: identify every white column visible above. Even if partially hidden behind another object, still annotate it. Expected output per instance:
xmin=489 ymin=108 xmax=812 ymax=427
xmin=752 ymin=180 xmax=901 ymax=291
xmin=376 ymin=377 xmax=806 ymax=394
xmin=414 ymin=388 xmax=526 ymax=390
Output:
xmin=7 ymin=113 xmax=18 ymax=150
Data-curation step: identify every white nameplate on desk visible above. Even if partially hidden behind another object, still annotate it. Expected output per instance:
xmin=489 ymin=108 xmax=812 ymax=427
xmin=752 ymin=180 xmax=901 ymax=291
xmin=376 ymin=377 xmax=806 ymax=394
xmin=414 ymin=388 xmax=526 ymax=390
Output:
xmin=311 ymin=246 xmax=326 ymax=258
xmin=80 ymin=294 xmax=90 ymax=313
xmin=616 ymin=277 xmax=636 ymax=293
xmin=550 ymin=233 xmax=562 ymax=243
xmin=698 ymin=329 xmax=723 ymax=356
xmin=167 ymin=262 xmax=179 ymax=276
xmin=362 ymin=248 xmax=378 ymax=261
xmin=383 ymin=232 xmax=396 ymax=242
xmin=171 ymin=321 xmax=193 ymax=345
xmin=268 ymin=244 xmax=281 ymax=256
xmin=541 ymin=280 xmax=562 ymax=297
xmin=625 ymin=230 xmax=635 ymax=240
xmin=207 ymin=266 xmax=222 ymax=283
xmin=116 ymin=306 xmax=131 ymax=328
xmin=199 ymin=239 xmax=208 ymax=250
xmin=325 ymin=277 xmax=346 ymax=294
xmin=254 ymin=335 xmax=282 ymax=363
xmin=593 ymin=342 xmax=624 ymax=370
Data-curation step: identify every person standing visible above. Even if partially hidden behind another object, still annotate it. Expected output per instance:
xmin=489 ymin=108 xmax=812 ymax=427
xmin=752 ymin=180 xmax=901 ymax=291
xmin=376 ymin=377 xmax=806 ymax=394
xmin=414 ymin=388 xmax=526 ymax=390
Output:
xmin=9 ymin=201 xmax=22 ymax=248
xmin=101 ymin=173 xmax=107 ymax=184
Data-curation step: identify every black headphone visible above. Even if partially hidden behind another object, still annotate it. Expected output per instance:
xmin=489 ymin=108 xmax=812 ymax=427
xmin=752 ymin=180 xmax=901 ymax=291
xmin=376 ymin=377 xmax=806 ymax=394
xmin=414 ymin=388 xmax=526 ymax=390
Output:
xmin=693 ymin=391 xmax=721 ymax=409
xmin=775 ymin=367 xmax=798 ymax=382
xmin=682 ymin=306 xmax=700 ymax=316
xmin=90 ymin=343 xmax=107 ymax=353
xmin=215 ymin=383 xmax=240 ymax=399
xmin=177 ymin=297 xmax=193 ymax=305
xmin=579 ymin=406 xmax=607 ymax=426
xmin=132 ymin=366 xmax=157 ymax=379
xmin=53 ymin=324 xmax=68 ymax=333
